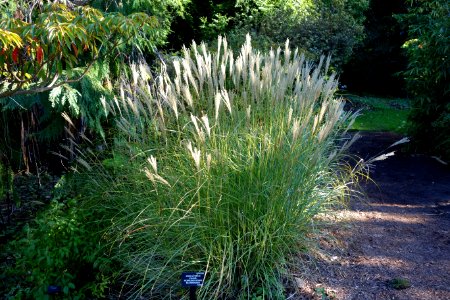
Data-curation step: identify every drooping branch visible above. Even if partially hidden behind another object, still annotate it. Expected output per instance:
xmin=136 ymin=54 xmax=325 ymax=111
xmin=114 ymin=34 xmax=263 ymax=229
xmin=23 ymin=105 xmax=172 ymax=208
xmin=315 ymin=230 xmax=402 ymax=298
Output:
xmin=0 ymin=4 xmax=157 ymax=98
xmin=0 ymin=62 xmax=94 ymax=98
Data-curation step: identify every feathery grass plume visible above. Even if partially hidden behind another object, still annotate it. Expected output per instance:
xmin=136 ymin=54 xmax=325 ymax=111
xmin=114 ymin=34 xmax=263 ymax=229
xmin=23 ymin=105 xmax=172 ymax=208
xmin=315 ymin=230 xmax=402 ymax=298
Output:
xmin=186 ymin=140 xmax=201 ymax=171
xmin=191 ymin=114 xmax=206 ymax=143
xmin=147 ymin=155 xmax=158 ymax=173
xmin=220 ymin=89 xmax=232 ymax=116
xmin=143 ymin=168 xmax=170 ymax=187
xmin=287 ymin=106 xmax=293 ymax=125
xmin=214 ymin=92 xmax=222 ymax=121
xmin=200 ymin=114 xmax=211 ymax=138
xmin=76 ymin=35 xmax=362 ymax=299
xmin=173 ymin=59 xmax=182 ymax=95
xmin=292 ymin=118 xmax=301 ymax=142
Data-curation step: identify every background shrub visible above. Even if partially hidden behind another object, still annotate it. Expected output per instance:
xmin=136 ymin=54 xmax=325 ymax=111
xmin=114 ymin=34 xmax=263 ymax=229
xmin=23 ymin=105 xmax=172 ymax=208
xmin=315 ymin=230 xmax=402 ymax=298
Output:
xmin=167 ymin=0 xmax=369 ymax=71
xmin=188 ymin=0 xmax=369 ymax=72
xmin=397 ymin=0 xmax=449 ymax=160
xmin=245 ymin=0 xmax=368 ymax=70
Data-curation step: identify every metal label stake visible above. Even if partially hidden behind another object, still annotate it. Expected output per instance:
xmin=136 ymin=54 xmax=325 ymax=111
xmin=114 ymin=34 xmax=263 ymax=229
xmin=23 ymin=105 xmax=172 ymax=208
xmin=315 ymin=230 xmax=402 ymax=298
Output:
xmin=181 ymin=272 xmax=205 ymax=300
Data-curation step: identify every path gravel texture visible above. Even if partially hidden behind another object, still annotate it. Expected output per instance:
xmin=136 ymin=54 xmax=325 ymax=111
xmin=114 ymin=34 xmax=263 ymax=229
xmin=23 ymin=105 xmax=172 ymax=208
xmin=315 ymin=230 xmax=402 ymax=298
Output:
xmin=293 ymin=132 xmax=450 ymax=300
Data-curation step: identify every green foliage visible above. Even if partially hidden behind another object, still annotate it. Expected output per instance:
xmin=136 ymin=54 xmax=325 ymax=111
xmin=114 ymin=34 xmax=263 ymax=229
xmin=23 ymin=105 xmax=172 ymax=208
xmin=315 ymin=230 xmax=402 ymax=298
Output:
xmin=397 ymin=0 xmax=450 ymax=159
xmin=49 ymin=84 xmax=82 ymax=115
xmin=167 ymin=0 xmax=368 ymax=69
xmin=220 ymin=0 xmax=370 ymax=70
xmin=0 ymin=0 xmax=13 ymax=18
xmin=388 ymin=278 xmax=411 ymax=290
xmin=4 ymin=178 xmax=113 ymax=299
xmin=0 ymin=59 xmax=113 ymax=174
xmin=315 ymin=287 xmax=337 ymax=300
xmin=92 ymin=0 xmax=190 ymax=50
xmin=0 ymin=2 xmax=157 ymax=97
xmin=200 ymin=12 xmax=232 ymax=41
xmin=0 ymin=1 xmax=159 ymax=172
xmin=73 ymin=36 xmax=360 ymax=299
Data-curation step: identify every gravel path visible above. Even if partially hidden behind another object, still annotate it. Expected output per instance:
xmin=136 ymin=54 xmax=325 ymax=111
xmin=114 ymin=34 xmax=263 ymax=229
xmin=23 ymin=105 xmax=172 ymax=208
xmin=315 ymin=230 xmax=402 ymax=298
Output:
xmin=293 ymin=132 xmax=450 ymax=300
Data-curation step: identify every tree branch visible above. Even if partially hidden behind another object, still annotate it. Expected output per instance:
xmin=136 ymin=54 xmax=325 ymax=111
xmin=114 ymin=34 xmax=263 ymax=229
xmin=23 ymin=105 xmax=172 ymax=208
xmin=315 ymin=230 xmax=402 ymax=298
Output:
xmin=0 ymin=59 xmax=96 ymax=98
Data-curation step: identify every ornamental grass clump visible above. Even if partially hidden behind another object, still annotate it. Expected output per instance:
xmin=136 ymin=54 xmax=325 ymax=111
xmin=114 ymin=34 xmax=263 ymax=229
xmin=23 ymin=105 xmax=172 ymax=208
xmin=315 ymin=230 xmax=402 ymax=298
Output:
xmin=92 ymin=35 xmax=358 ymax=299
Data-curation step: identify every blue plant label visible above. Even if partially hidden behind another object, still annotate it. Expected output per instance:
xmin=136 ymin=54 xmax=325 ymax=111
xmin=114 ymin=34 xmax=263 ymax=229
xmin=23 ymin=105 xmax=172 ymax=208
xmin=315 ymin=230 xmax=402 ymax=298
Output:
xmin=47 ymin=285 xmax=62 ymax=294
xmin=181 ymin=272 xmax=205 ymax=287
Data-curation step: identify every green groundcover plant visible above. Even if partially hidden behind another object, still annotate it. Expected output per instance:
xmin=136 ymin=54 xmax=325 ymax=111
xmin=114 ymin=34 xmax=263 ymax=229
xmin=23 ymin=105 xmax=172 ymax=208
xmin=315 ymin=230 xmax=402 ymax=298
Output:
xmin=2 ymin=174 xmax=117 ymax=299
xmin=79 ymin=35 xmax=361 ymax=299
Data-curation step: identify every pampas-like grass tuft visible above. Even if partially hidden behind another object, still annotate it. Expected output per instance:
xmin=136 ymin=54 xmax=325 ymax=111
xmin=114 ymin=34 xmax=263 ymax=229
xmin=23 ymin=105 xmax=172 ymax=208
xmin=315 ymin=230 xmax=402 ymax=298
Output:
xmin=82 ymin=35 xmax=360 ymax=299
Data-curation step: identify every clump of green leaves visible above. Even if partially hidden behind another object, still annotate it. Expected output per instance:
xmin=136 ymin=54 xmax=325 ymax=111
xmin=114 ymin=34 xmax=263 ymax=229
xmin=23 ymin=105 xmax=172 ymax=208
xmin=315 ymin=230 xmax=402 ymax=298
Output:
xmin=388 ymin=278 xmax=411 ymax=290
xmin=4 ymin=176 xmax=114 ymax=299
xmin=315 ymin=287 xmax=337 ymax=300
xmin=397 ymin=0 xmax=450 ymax=160
xmin=93 ymin=0 xmax=190 ymax=50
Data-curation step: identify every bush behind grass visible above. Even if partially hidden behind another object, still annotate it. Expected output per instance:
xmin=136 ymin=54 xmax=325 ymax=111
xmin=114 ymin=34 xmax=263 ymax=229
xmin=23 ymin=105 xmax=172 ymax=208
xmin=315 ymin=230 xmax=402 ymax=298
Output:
xmin=73 ymin=35 xmax=361 ymax=299
xmin=397 ymin=0 xmax=449 ymax=160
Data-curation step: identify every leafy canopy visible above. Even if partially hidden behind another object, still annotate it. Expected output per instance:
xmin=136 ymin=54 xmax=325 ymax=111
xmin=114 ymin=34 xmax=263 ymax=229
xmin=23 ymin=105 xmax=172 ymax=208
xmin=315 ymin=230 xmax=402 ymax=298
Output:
xmin=0 ymin=3 xmax=157 ymax=98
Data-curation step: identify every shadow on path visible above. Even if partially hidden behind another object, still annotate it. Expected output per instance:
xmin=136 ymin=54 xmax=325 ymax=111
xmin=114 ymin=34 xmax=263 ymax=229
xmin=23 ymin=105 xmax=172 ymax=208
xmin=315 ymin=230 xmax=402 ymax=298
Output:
xmin=293 ymin=132 xmax=450 ymax=300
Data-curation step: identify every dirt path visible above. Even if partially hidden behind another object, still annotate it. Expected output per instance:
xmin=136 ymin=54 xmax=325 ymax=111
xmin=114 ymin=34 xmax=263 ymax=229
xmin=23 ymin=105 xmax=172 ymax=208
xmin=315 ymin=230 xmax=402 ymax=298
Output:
xmin=294 ymin=132 xmax=450 ymax=300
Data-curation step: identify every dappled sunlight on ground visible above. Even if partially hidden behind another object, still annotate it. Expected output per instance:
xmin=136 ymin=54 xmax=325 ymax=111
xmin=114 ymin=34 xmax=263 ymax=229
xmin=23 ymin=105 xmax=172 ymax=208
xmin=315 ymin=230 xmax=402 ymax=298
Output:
xmin=336 ymin=208 xmax=429 ymax=225
xmin=289 ymin=132 xmax=450 ymax=300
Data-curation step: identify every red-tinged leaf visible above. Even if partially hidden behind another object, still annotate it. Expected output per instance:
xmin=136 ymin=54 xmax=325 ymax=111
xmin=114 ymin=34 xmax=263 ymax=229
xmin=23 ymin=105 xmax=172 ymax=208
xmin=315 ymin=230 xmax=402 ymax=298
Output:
xmin=71 ymin=43 xmax=78 ymax=57
xmin=12 ymin=48 xmax=19 ymax=63
xmin=37 ymin=46 xmax=44 ymax=64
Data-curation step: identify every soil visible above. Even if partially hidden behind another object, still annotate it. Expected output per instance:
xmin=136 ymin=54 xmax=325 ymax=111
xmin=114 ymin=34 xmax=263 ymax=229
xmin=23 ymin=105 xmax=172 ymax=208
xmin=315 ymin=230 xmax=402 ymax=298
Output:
xmin=0 ymin=172 xmax=58 ymax=244
xmin=291 ymin=132 xmax=450 ymax=300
